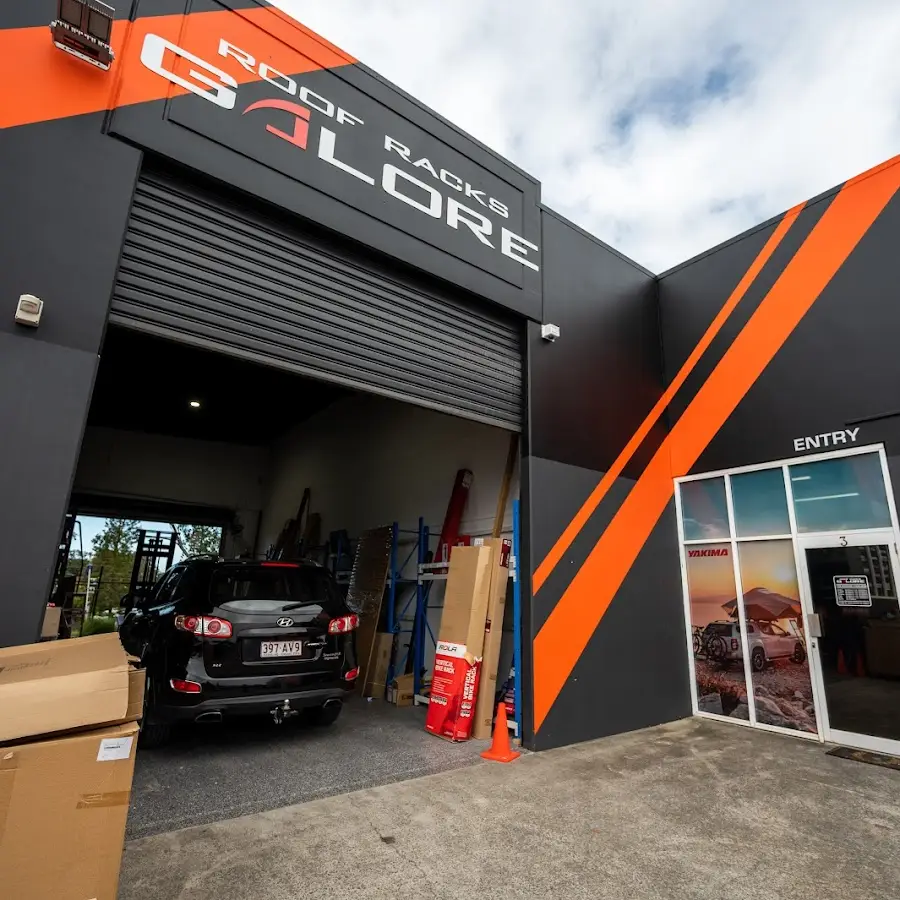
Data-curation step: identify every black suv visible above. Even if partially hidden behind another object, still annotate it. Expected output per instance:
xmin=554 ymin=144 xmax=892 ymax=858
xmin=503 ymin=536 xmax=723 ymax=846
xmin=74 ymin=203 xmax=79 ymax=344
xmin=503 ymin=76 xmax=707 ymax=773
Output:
xmin=118 ymin=558 xmax=359 ymax=746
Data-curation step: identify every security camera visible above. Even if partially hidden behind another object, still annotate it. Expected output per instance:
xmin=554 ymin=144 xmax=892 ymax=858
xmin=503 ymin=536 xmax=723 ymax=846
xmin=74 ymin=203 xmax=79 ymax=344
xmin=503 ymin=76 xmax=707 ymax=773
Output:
xmin=541 ymin=323 xmax=560 ymax=342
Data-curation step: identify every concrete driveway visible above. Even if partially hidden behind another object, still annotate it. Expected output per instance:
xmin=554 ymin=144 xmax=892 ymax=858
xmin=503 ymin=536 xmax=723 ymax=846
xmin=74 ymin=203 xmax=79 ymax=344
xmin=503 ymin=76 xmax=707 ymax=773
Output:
xmin=119 ymin=717 xmax=900 ymax=900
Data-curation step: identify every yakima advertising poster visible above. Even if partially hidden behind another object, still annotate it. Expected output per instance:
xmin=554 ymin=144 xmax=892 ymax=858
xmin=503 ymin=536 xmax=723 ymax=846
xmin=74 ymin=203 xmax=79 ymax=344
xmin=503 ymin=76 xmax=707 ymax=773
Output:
xmin=686 ymin=540 xmax=817 ymax=733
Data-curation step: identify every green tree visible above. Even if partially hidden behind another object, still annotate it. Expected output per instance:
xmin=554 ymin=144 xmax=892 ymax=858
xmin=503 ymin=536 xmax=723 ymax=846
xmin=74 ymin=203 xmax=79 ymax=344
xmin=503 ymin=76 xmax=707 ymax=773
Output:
xmin=175 ymin=524 xmax=223 ymax=557
xmin=92 ymin=518 xmax=141 ymax=556
xmin=90 ymin=519 xmax=141 ymax=614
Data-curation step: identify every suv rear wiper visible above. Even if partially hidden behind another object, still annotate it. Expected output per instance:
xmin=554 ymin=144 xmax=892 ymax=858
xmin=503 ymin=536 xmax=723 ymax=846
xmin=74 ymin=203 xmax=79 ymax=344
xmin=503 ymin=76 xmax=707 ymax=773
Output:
xmin=280 ymin=601 xmax=314 ymax=611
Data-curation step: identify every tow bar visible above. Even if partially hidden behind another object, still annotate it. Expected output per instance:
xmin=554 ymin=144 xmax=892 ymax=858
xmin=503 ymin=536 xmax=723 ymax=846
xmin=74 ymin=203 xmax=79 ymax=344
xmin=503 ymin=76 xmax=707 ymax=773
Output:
xmin=270 ymin=699 xmax=298 ymax=725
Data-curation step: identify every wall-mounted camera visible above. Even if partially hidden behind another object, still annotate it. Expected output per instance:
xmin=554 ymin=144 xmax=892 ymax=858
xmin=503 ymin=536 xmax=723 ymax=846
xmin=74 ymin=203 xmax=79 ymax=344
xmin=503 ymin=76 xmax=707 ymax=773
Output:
xmin=541 ymin=323 xmax=560 ymax=342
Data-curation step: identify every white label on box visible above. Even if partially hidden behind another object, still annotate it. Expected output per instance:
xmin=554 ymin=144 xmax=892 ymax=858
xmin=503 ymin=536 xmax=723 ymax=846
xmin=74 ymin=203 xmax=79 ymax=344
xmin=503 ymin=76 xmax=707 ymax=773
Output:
xmin=97 ymin=736 xmax=134 ymax=762
xmin=435 ymin=641 xmax=467 ymax=658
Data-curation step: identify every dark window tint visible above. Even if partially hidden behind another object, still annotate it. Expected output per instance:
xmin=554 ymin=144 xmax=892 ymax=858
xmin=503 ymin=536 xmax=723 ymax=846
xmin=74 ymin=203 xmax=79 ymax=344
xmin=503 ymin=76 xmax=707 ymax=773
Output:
xmin=211 ymin=566 xmax=337 ymax=612
xmin=145 ymin=568 xmax=182 ymax=610
xmin=789 ymin=452 xmax=891 ymax=532
xmin=680 ymin=478 xmax=730 ymax=540
xmin=705 ymin=623 xmax=734 ymax=636
xmin=731 ymin=468 xmax=791 ymax=537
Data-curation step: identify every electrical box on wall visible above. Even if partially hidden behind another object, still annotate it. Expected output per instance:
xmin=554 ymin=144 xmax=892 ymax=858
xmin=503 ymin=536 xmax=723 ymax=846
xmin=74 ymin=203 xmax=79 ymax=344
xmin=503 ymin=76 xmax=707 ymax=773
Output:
xmin=15 ymin=295 xmax=43 ymax=328
xmin=50 ymin=0 xmax=116 ymax=71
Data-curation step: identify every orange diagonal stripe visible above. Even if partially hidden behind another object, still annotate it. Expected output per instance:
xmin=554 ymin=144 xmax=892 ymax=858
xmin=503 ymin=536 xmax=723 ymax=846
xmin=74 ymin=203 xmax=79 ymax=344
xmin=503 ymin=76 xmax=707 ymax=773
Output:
xmin=533 ymin=155 xmax=900 ymax=732
xmin=0 ymin=8 xmax=355 ymax=130
xmin=532 ymin=204 xmax=802 ymax=595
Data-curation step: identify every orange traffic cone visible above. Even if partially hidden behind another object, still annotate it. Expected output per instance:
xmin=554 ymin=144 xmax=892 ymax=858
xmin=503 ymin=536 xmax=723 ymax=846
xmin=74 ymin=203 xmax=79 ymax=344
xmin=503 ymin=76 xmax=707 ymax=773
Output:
xmin=481 ymin=702 xmax=520 ymax=763
xmin=837 ymin=649 xmax=849 ymax=675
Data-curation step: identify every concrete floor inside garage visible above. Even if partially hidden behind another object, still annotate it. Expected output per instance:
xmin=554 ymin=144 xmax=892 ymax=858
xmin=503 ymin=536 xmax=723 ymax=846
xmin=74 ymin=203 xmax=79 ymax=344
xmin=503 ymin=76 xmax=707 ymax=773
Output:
xmin=121 ymin=717 xmax=900 ymax=900
xmin=127 ymin=698 xmax=491 ymax=839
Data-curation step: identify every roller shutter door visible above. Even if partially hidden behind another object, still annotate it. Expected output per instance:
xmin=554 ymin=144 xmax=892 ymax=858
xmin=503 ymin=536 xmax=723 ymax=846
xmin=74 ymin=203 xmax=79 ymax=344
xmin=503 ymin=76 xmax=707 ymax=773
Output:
xmin=110 ymin=166 xmax=523 ymax=430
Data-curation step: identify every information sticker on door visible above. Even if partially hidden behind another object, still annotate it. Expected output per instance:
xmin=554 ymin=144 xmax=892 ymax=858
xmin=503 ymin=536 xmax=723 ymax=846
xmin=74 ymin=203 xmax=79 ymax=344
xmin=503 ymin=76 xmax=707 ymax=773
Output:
xmin=834 ymin=575 xmax=872 ymax=608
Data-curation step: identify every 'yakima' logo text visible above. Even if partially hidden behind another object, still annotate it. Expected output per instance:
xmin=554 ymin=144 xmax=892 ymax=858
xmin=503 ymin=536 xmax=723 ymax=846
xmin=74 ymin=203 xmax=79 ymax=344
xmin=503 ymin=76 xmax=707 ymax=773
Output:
xmin=687 ymin=548 xmax=729 ymax=558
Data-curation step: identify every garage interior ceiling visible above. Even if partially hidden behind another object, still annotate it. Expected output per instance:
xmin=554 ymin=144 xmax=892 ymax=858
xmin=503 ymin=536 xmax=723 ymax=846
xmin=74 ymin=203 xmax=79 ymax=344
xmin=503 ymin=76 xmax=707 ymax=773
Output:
xmin=89 ymin=326 xmax=348 ymax=444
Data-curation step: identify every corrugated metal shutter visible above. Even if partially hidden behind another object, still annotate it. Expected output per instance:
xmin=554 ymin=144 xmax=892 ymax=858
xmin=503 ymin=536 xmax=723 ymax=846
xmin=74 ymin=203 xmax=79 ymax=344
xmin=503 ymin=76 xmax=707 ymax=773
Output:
xmin=110 ymin=167 xmax=523 ymax=430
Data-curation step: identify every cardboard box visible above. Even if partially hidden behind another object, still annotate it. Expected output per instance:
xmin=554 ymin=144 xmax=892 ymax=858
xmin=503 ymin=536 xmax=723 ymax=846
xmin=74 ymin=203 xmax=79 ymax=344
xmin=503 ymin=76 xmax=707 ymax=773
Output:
xmin=363 ymin=632 xmax=394 ymax=698
xmin=387 ymin=673 xmax=416 ymax=707
xmin=0 ymin=633 xmax=143 ymax=744
xmin=425 ymin=545 xmax=492 ymax=741
xmin=0 ymin=721 xmax=140 ymax=900
xmin=472 ymin=538 xmax=512 ymax=740
xmin=0 ymin=634 xmax=145 ymax=900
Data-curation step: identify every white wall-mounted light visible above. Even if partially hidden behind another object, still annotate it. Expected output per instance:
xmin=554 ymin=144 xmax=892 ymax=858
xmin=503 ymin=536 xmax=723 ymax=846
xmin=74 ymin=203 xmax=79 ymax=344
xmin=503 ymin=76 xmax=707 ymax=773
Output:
xmin=51 ymin=0 xmax=116 ymax=71
xmin=15 ymin=294 xmax=43 ymax=328
xmin=189 ymin=400 xmax=201 ymax=409
xmin=541 ymin=323 xmax=560 ymax=342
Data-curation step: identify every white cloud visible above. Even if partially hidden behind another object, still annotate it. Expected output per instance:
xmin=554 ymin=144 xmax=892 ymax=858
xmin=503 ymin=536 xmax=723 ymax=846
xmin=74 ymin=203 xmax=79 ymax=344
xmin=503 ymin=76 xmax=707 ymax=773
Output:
xmin=273 ymin=0 xmax=900 ymax=271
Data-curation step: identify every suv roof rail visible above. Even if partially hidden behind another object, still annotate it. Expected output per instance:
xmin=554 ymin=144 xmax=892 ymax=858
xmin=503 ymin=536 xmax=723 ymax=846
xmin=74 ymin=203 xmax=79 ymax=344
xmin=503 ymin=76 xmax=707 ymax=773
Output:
xmin=203 ymin=555 xmax=325 ymax=567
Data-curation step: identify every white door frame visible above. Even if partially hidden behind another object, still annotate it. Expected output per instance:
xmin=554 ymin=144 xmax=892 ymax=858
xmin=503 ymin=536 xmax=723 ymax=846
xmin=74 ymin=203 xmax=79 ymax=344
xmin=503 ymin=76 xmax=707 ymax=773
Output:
xmin=676 ymin=443 xmax=900 ymax=751
xmin=795 ymin=529 xmax=900 ymax=756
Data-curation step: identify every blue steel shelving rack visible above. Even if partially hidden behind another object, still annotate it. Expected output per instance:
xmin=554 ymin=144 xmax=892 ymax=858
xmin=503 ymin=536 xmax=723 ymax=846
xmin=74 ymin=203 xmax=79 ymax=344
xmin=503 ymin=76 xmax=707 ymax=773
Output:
xmin=511 ymin=499 xmax=523 ymax=738
xmin=384 ymin=518 xmax=437 ymax=689
xmin=405 ymin=501 xmax=523 ymax=740
xmin=335 ymin=515 xmax=521 ymax=735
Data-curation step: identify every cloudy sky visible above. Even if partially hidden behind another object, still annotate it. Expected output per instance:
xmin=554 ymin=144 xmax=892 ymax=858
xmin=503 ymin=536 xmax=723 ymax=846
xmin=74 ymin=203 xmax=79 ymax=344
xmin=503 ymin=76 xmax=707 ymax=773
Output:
xmin=272 ymin=0 xmax=900 ymax=272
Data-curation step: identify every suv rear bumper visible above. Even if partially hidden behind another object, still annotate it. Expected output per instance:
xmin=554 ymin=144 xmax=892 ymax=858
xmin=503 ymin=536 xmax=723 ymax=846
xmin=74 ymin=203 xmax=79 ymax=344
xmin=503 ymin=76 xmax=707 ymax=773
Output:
xmin=158 ymin=684 xmax=353 ymax=722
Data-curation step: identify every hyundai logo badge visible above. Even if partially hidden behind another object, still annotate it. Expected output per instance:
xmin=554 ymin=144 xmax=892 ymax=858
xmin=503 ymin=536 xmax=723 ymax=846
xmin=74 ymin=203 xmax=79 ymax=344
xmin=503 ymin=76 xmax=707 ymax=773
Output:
xmin=276 ymin=617 xmax=294 ymax=627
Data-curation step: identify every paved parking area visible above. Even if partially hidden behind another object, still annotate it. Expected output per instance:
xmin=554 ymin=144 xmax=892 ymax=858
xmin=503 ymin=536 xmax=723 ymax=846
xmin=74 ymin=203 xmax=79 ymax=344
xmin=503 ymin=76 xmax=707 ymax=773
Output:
xmin=127 ymin=698 xmax=488 ymax=838
xmin=121 ymin=717 xmax=900 ymax=900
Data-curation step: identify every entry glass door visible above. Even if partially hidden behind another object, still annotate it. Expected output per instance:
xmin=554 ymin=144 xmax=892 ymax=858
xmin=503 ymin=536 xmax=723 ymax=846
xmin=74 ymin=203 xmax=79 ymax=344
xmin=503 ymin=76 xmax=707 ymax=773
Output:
xmin=798 ymin=530 xmax=900 ymax=755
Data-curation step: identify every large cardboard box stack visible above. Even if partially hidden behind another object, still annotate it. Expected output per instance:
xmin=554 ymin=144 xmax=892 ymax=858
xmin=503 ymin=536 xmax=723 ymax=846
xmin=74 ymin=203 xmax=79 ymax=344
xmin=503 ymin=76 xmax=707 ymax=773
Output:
xmin=425 ymin=544 xmax=493 ymax=741
xmin=472 ymin=538 xmax=512 ymax=740
xmin=0 ymin=633 xmax=145 ymax=900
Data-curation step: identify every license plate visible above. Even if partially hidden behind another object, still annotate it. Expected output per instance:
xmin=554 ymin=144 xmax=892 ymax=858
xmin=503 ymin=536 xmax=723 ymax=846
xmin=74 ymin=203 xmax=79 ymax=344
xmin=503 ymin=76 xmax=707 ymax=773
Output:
xmin=260 ymin=640 xmax=303 ymax=658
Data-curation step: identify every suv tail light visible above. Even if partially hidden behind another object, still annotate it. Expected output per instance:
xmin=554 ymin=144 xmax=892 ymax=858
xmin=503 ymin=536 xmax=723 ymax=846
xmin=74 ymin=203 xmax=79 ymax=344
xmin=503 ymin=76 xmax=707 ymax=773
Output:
xmin=175 ymin=615 xmax=233 ymax=639
xmin=328 ymin=615 xmax=359 ymax=634
xmin=731 ymin=638 xmax=739 ymax=650
xmin=344 ymin=667 xmax=360 ymax=681
xmin=170 ymin=679 xmax=202 ymax=694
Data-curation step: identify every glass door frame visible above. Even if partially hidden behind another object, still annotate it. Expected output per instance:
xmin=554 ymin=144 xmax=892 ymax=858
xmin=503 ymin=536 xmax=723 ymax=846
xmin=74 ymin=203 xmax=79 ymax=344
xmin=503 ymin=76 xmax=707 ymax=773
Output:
xmin=675 ymin=443 xmax=900 ymax=746
xmin=795 ymin=529 xmax=900 ymax=756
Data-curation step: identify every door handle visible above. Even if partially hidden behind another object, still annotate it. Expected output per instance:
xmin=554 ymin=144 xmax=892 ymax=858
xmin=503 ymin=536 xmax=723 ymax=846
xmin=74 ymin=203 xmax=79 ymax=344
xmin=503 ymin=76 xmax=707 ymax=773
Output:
xmin=808 ymin=614 xmax=823 ymax=639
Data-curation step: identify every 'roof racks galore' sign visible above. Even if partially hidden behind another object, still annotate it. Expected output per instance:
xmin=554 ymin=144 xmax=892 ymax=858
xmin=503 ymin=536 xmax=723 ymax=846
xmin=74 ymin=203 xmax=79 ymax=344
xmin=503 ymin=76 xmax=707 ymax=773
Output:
xmin=133 ymin=30 xmax=542 ymax=307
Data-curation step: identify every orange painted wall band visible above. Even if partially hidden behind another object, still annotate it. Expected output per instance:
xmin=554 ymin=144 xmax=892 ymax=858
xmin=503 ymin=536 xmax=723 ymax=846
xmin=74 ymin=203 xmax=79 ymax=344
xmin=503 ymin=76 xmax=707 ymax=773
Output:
xmin=533 ymin=155 xmax=900 ymax=732
xmin=532 ymin=203 xmax=803 ymax=594
xmin=0 ymin=7 xmax=355 ymax=130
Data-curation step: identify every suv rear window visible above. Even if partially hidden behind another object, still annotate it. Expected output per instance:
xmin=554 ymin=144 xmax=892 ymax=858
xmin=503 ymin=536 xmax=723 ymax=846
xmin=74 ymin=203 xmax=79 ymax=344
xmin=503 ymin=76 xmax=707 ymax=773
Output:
xmin=704 ymin=623 xmax=734 ymax=636
xmin=211 ymin=566 xmax=336 ymax=612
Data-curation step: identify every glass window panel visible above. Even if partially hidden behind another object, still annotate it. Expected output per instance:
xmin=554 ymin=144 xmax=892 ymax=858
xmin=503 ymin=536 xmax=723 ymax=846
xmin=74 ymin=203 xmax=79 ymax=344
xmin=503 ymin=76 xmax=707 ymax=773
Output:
xmin=680 ymin=478 xmax=730 ymax=541
xmin=789 ymin=453 xmax=890 ymax=533
xmin=730 ymin=468 xmax=791 ymax=537
xmin=685 ymin=543 xmax=749 ymax=720
xmin=736 ymin=540 xmax=817 ymax=734
xmin=804 ymin=543 xmax=900 ymax=742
